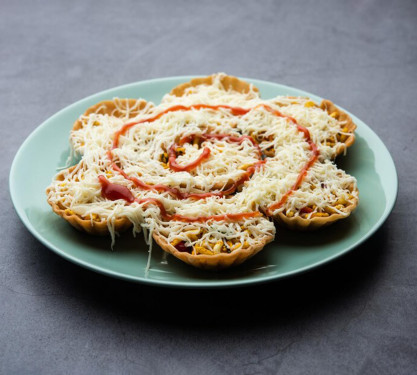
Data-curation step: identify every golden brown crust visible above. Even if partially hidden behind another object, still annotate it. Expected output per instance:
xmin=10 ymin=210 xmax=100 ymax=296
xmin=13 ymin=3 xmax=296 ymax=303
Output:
xmin=152 ymin=231 xmax=273 ymax=271
xmin=170 ymin=74 xmax=259 ymax=97
xmin=73 ymin=98 xmax=150 ymax=131
xmin=272 ymin=184 xmax=359 ymax=230
xmin=46 ymin=167 xmax=132 ymax=235
xmin=320 ymin=99 xmax=357 ymax=156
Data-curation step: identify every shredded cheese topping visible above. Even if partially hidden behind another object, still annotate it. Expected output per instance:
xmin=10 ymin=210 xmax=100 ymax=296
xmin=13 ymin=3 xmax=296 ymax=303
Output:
xmin=47 ymin=73 xmax=358 ymax=254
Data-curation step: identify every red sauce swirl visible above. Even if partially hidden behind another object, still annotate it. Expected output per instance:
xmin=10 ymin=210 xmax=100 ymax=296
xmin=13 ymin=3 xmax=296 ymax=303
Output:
xmin=100 ymin=103 xmax=320 ymax=223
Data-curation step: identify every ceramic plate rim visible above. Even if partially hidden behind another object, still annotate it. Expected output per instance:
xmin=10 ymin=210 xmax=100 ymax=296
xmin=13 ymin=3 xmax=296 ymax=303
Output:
xmin=9 ymin=76 xmax=398 ymax=288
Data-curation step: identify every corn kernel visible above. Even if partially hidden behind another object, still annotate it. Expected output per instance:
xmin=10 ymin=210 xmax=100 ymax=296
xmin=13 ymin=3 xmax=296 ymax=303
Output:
xmin=286 ymin=210 xmax=294 ymax=217
xmin=238 ymin=164 xmax=252 ymax=171
xmin=213 ymin=241 xmax=223 ymax=253
xmin=243 ymin=241 xmax=250 ymax=248
xmin=324 ymin=206 xmax=334 ymax=214
xmin=195 ymin=246 xmax=214 ymax=255
xmin=231 ymin=243 xmax=242 ymax=251
xmin=339 ymin=134 xmax=347 ymax=142
xmin=64 ymin=209 xmax=74 ymax=215
xmin=184 ymin=229 xmax=200 ymax=241
xmin=304 ymin=101 xmax=316 ymax=108
xmin=93 ymin=121 xmax=100 ymax=126
xmin=330 ymin=111 xmax=339 ymax=119
xmin=336 ymin=197 xmax=347 ymax=205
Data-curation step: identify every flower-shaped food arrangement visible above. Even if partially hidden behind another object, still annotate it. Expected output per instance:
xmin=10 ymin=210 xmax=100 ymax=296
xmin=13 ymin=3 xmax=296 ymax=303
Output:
xmin=46 ymin=74 xmax=359 ymax=270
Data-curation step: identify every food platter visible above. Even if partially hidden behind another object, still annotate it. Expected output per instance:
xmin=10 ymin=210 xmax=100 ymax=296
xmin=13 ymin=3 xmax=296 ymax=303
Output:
xmin=9 ymin=76 xmax=398 ymax=287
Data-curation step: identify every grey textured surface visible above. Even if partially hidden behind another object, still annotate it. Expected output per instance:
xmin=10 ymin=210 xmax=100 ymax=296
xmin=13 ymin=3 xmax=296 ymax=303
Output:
xmin=2 ymin=0 xmax=417 ymax=374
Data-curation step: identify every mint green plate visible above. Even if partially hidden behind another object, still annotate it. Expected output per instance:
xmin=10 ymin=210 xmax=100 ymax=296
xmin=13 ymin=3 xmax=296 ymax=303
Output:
xmin=9 ymin=76 xmax=398 ymax=288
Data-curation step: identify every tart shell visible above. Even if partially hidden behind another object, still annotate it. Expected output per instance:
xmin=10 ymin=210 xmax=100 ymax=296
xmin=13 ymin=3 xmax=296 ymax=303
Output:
xmin=46 ymin=166 xmax=133 ymax=235
xmin=47 ymin=98 xmax=151 ymax=236
xmin=152 ymin=232 xmax=274 ymax=271
xmin=169 ymin=74 xmax=259 ymax=97
xmin=320 ymin=99 xmax=357 ymax=156
xmin=72 ymin=98 xmax=150 ymax=131
xmin=271 ymin=184 xmax=359 ymax=230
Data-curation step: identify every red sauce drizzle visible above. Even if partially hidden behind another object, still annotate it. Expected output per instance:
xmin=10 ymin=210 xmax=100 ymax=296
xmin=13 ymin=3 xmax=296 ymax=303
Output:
xmin=101 ymin=103 xmax=319 ymax=223
xmin=174 ymin=241 xmax=190 ymax=252
xmin=260 ymin=105 xmax=320 ymax=215
xmin=300 ymin=206 xmax=314 ymax=214
xmin=98 ymin=175 xmax=135 ymax=203
xmin=108 ymin=159 xmax=263 ymax=201
xmin=168 ymin=146 xmax=211 ymax=172
xmin=109 ymin=120 xmax=264 ymax=200
xmin=111 ymin=104 xmax=250 ymax=149
xmin=97 ymin=176 xmax=262 ymax=223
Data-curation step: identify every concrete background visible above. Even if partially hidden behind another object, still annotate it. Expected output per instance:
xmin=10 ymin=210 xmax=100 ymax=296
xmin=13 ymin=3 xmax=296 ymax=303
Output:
xmin=2 ymin=0 xmax=416 ymax=374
